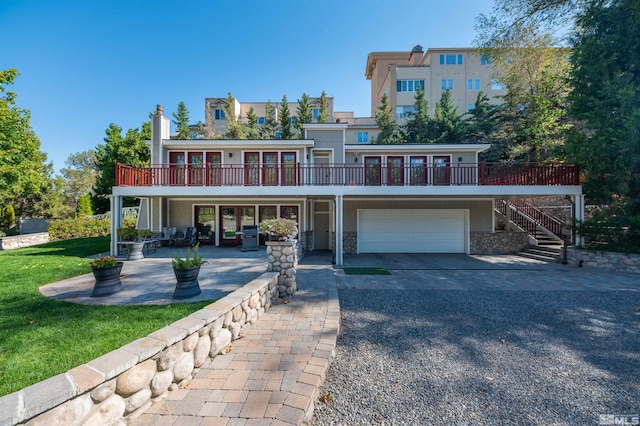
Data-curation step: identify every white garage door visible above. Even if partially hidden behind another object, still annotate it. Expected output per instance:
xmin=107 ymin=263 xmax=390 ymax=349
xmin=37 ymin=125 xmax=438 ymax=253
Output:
xmin=358 ymin=209 xmax=466 ymax=253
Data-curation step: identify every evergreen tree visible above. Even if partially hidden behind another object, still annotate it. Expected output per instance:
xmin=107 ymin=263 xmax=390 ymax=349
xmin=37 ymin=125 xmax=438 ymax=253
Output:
xmin=246 ymin=107 xmax=260 ymax=139
xmin=466 ymin=92 xmax=507 ymax=162
xmin=567 ymin=0 xmax=640 ymax=206
xmin=373 ymin=93 xmax=401 ymax=144
xmin=403 ymin=85 xmax=432 ymax=144
xmin=261 ymin=100 xmax=277 ymax=139
xmin=432 ymin=90 xmax=466 ymax=144
xmin=172 ymin=101 xmax=191 ymax=139
xmin=317 ymin=90 xmax=329 ymax=123
xmin=295 ymin=93 xmax=313 ymax=137
xmin=223 ymin=92 xmax=246 ymax=139
xmin=75 ymin=194 xmax=93 ymax=217
xmin=279 ymin=95 xmax=293 ymax=140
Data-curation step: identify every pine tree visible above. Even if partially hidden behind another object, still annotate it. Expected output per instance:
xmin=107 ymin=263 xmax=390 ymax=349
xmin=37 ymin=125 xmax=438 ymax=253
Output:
xmin=261 ymin=100 xmax=277 ymax=139
xmin=295 ymin=93 xmax=313 ymax=137
xmin=373 ymin=93 xmax=400 ymax=144
xmin=172 ymin=101 xmax=191 ymax=139
xmin=403 ymin=85 xmax=432 ymax=144
xmin=279 ymin=95 xmax=292 ymax=140
xmin=317 ymin=90 xmax=329 ymax=123
xmin=223 ymin=92 xmax=246 ymax=139
xmin=432 ymin=90 xmax=466 ymax=144
xmin=246 ymin=107 xmax=260 ymax=139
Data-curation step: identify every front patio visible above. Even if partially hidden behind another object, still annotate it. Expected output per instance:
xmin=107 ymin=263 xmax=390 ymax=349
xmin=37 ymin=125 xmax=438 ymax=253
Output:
xmin=39 ymin=245 xmax=268 ymax=305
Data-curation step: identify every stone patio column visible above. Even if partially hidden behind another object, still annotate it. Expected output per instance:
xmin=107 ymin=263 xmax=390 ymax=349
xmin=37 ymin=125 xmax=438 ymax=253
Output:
xmin=266 ymin=240 xmax=297 ymax=297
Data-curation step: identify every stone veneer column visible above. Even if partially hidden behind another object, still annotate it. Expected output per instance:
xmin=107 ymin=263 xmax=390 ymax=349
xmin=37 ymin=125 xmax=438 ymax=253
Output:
xmin=266 ymin=241 xmax=297 ymax=297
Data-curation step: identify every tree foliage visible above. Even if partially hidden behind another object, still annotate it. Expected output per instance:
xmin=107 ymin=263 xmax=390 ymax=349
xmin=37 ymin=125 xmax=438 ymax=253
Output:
xmin=60 ymin=150 xmax=98 ymax=204
xmin=432 ymin=90 xmax=467 ymax=144
xmin=75 ymin=194 xmax=93 ymax=217
xmin=372 ymin=93 xmax=401 ymax=144
xmin=0 ymin=68 xmax=54 ymax=219
xmin=245 ymin=107 xmax=260 ymax=139
xmin=317 ymin=91 xmax=329 ymax=124
xmin=223 ymin=92 xmax=246 ymax=139
xmin=93 ymin=121 xmax=150 ymax=213
xmin=172 ymin=101 xmax=191 ymax=139
xmin=278 ymin=95 xmax=292 ymax=140
xmin=403 ymin=85 xmax=431 ymax=144
xmin=295 ymin=93 xmax=313 ymax=137
xmin=261 ymin=100 xmax=277 ymax=139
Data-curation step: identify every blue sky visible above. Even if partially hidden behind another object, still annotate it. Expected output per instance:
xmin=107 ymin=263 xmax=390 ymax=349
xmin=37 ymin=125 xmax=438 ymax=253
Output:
xmin=1 ymin=0 xmax=494 ymax=173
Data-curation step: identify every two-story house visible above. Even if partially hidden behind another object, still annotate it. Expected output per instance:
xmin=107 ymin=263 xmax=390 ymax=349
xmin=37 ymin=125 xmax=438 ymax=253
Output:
xmin=111 ymin=103 xmax=583 ymax=265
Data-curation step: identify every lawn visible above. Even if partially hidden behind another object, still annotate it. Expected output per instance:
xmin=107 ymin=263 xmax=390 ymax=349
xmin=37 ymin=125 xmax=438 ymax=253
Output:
xmin=0 ymin=237 xmax=210 ymax=397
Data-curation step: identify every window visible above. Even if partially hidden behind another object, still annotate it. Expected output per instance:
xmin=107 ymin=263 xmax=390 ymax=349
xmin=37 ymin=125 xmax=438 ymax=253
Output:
xmin=467 ymin=79 xmax=481 ymax=90
xmin=357 ymin=131 xmax=369 ymax=143
xmin=395 ymin=106 xmax=416 ymax=118
xmin=280 ymin=206 xmax=298 ymax=221
xmin=214 ymin=109 xmax=226 ymax=120
xmin=467 ymin=104 xmax=475 ymax=112
xmin=480 ymin=54 xmax=492 ymax=65
xmin=312 ymin=108 xmax=320 ymax=120
xmin=396 ymin=80 xmax=425 ymax=92
xmin=441 ymin=79 xmax=454 ymax=90
xmin=290 ymin=116 xmax=297 ymax=124
xmin=275 ymin=131 xmax=282 ymax=139
xmin=491 ymin=78 xmax=507 ymax=90
xmin=439 ymin=53 xmax=463 ymax=65
xmin=258 ymin=116 xmax=266 ymax=125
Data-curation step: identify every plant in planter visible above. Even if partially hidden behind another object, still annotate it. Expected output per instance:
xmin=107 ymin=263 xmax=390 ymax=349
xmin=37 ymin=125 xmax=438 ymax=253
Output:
xmin=89 ymin=256 xmax=124 ymax=297
xmin=171 ymin=243 xmax=207 ymax=299
xmin=258 ymin=218 xmax=298 ymax=241
xmin=117 ymin=226 xmax=140 ymax=241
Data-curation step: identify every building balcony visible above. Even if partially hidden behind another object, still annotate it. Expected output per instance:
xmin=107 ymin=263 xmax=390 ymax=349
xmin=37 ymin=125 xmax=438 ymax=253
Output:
xmin=116 ymin=162 xmax=580 ymax=188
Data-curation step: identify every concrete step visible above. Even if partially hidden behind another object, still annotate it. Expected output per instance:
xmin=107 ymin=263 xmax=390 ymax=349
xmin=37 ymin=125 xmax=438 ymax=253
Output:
xmin=517 ymin=248 xmax=560 ymax=263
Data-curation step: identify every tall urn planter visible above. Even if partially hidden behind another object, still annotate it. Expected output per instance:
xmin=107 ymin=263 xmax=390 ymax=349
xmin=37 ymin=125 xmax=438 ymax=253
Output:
xmin=172 ymin=266 xmax=202 ymax=299
xmin=91 ymin=262 xmax=124 ymax=297
xmin=171 ymin=244 xmax=206 ymax=299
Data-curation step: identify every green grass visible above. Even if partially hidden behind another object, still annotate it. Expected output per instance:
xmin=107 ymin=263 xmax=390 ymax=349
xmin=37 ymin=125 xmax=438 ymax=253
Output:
xmin=0 ymin=237 xmax=210 ymax=396
xmin=343 ymin=267 xmax=391 ymax=275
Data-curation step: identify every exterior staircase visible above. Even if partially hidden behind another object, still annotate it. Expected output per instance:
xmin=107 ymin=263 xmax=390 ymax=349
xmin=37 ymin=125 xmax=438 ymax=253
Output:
xmin=495 ymin=199 xmax=568 ymax=263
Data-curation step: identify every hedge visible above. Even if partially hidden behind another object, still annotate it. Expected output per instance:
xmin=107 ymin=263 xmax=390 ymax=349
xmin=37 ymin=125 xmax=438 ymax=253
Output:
xmin=48 ymin=217 xmax=111 ymax=241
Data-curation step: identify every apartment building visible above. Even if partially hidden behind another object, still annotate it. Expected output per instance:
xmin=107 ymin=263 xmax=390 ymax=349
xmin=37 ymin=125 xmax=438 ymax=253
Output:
xmin=365 ymin=45 xmax=505 ymax=122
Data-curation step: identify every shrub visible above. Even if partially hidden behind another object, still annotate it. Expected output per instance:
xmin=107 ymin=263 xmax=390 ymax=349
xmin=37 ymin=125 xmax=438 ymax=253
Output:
xmin=259 ymin=218 xmax=298 ymax=241
xmin=76 ymin=194 xmax=93 ymax=217
xmin=1 ymin=206 xmax=15 ymax=229
xmin=48 ymin=217 xmax=111 ymax=240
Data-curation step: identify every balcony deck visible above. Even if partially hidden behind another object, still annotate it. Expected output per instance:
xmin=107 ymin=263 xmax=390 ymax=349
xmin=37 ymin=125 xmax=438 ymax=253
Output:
xmin=116 ymin=162 xmax=580 ymax=188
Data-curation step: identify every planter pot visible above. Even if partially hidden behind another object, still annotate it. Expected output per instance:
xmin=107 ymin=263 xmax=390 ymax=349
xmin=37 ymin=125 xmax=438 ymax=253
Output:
xmin=91 ymin=262 xmax=124 ymax=297
xmin=124 ymin=241 xmax=145 ymax=261
xmin=172 ymin=266 xmax=202 ymax=299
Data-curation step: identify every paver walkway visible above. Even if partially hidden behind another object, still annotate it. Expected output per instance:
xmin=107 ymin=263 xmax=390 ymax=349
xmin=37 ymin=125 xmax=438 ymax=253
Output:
xmin=130 ymin=252 xmax=340 ymax=425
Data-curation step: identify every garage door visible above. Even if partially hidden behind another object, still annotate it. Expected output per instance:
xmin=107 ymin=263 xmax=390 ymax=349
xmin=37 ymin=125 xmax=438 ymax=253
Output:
xmin=358 ymin=209 xmax=466 ymax=253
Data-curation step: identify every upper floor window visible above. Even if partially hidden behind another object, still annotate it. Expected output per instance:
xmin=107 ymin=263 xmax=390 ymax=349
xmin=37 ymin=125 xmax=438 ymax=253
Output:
xmin=214 ymin=109 xmax=226 ymax=120
xmin=441 ymin=79 xmax=454 ymax=90
xmin=467 ymin=79 xmax=481 ymax=90
xmin=396 ymin=80 xmax=425 ymax=92
xmin=312 ymin=108 xmax=320 ymax=120
xmin=491 ymin=78 xmax=507 ymax=90
xmin=439 ymin=53 xmax=463 ymax=65
xmin=395 ymin=105 xmax=416 ymax=118
xmin=467 ymin=103 xmax=475 ymax=112
xmin=275 ymin=131 xmax=282 ymax=139
xmin=290 ymin=117 xmax=297 ymax=124
xmin=480 ymin=54 xmax=492 ymax=65
xmin=258 ymin=116 xmax=266 ymax=125
xmin=357 ymin=131 xmax=369 ymax=143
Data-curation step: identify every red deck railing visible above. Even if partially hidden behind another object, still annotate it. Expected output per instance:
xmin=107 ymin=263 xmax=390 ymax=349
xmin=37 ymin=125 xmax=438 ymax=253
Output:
xmin=116 ymin=162 xmax=580 ymax=187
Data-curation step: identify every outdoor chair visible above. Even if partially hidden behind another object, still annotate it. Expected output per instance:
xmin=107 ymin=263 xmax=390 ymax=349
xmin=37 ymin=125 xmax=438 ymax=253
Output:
xmin=174 ymin=227 xmax=196 ymax=247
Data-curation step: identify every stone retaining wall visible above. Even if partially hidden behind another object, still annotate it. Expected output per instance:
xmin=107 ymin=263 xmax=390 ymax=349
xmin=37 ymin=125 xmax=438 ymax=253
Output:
xmin=0 ymin=232 xmax=49 ymax=250
xmin=1 ymin=272 xmax=280 ymax=426
xmin=343 ymin=232 xmax=357 ymax=254
xmin=470 ymin=231 xmax=529 ymax=255
xmin=566 ymin=247 xmax=640 ymax=274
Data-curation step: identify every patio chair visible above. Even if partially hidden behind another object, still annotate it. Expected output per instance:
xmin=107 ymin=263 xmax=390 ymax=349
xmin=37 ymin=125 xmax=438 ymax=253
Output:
xmin=174 ymin=227 xmax=196 ymax=247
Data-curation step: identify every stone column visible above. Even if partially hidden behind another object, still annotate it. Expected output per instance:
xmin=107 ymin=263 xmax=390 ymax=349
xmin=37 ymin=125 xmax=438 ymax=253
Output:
xmin=266 ymin=241 xmax=297 ymax=297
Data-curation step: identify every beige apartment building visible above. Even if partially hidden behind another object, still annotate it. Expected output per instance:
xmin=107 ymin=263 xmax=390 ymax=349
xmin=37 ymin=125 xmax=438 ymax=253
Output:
xmin=365 ymin=45 xmax=505 ymax=122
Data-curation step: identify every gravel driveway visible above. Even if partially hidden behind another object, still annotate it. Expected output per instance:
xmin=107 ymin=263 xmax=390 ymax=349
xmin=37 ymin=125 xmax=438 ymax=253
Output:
xmin=312 ymin=274 xmax=640 ymax=425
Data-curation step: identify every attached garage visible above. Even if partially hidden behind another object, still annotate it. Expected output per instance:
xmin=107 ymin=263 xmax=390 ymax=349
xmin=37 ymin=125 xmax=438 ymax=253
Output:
xmin=357 ymin=209 xmax=468 ymax=253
